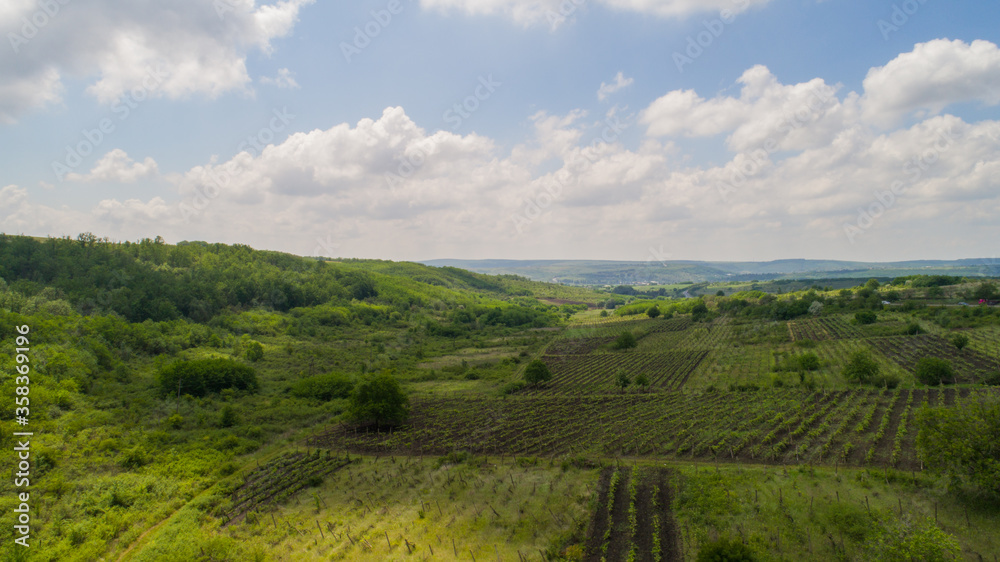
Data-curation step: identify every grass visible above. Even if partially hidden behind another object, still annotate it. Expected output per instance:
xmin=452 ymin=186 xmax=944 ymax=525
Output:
xmin=185 ymin=455 xmax=598 ymax=561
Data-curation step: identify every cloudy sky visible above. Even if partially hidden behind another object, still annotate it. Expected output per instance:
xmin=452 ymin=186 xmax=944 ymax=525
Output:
xmin=1 ymin=0 xmax=999 ymax=262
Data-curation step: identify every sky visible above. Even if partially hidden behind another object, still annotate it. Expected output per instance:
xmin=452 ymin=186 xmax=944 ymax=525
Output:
xmin=1 ymin=0 xmax=999 ymax=263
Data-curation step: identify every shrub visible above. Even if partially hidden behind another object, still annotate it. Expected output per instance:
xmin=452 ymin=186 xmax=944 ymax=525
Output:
xmin=854 ymin=310 xmax=877 ymax=325
xmin=843 ymin=350 xmax=880 ymax=385
xmin=290 ymin=372 xmax=355 ymax=401
xmin=347 ymin=371 xmax=409 ymax=428
xmin=696 ymin=537 xmax=759 ymax=561
xmin=523 ymin=359 xmax=552 ymax=385
xmin=950 ymin=334 xmax=969 ymax=351
xmin=245 ymin=341 xmax=264 ymax=362
xmin=647 ymin=306 xmax=661 ymax=319
xmin=219 ymin=405 xmax=239 ymax=428
xmin=915 ymin=357 xmax=954 ymax=385
xmin=157 ymin=358 xmax=259 ymax=397
xmin=798 ymin=353 xmax=820 ymax=371
xmin=613 ymin=331 xmax=637 ymax=350
xmin=904 ymin=322 xmax=924 ymax=335
xmin=500 ymin=381 xmax=526 ymax=395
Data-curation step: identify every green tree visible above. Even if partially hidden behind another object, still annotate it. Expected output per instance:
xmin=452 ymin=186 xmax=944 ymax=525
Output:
xmin=219 ymin=404 xmax=239 ymax=428
xmin=635 ymin=373 xmax=650 ymax=391
xmin=843 ymin=350 xmax=880 ymax=384
xmin=691 ymin=302 xmax=709 ymax=322
xmin=613 ymin=331 xmax=637 ymax=350
xmin=904 ymin=322 xmax=924 ymax=335
xmin=646 ymin=305 xmax=661 ymax=319
xmin=347 ymin=371 xmax=409 ymax=429
xmin=616 ymin=370 xmax=631 ymax=393
xmin=523 ymin=359 xmax=552 ymax=386
xmin=972 ymin=281 xmax=998 ymax=301
xmin=245 ymin=340 xmax=264 ymax=362
xmin=715 ymin=290 xmax=725 ymax=297
xmin=950 ymin=334 xmax=969 ymax=351
xmin=854 ymin=310 xmax=877 ymax=325
xmin=865 ymin=278 xmax=881 ymax=291
xmin=916 ymin=393 xmax=1000 ymax=499
xmin=914 ymin=357 xmax=954 ymax=386
xmin=798 ymin=353 xmax=820 ymax=371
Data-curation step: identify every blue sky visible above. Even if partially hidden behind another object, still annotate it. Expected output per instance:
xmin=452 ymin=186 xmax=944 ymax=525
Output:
xmin=2 ymin=0 xmax=1000 ymax=262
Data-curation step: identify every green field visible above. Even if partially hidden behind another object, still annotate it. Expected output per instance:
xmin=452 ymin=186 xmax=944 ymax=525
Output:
xmin=0 ymin=235 xmax=998 ymax=561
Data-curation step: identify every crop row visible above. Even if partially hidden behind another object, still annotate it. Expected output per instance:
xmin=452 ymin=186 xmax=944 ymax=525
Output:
xmin=312 ymin=389 xmax=974 ymax=468
xmin=536 ymin=351 xmax=709 ymax=392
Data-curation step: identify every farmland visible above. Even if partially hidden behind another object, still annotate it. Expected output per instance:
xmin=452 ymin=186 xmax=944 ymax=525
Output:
xmin=0 ymin=236 xmax=999 ymax=561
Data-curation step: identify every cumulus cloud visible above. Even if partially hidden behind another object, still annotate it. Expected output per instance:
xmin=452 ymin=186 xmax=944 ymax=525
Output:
xmin=862 ymin=39 xmax=1000 ymax=127
xmin=597 ymin=72 xmax=633 ymax=101
xmin=66 ymin=150 xmax=159 ymax=183
xmin=0 ymin=0 xmax=312 ymax=122
xmin=5 ymin=41 xmax=1000 ymax=261
xmin=641 ymin=65 xmax=856 ymax=152
xmin=419 ymin=0 xmax=768 ymax=28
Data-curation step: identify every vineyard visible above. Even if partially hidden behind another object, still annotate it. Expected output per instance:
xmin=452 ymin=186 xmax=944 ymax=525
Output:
xmin=309 ymin=388 xmax=974 ymax=469
xmin=536 ymin=351 xmax=709 ymax=392
xmin=583 ymin=466 xmax=680 ymax=562
xmin=223 ymin=451 xmax=352 ymax=526
xmin=872 ymin=334 xmax=1000 ymax=382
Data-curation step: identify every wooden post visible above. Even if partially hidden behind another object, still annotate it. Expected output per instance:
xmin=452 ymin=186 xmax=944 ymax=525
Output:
xmin=316 ymin=520 xmax=324 ymax=539
xmin=385 ymin=530 xmax=391 ymax=548
xmin=865 ymin=496 xmax=871 ymax=516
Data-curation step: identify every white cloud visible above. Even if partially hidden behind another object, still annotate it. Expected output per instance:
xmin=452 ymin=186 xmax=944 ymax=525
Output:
xmin=0 ymin=67 xmax=64 ymax=124
xmin=419 ymin=0 xmax=769 ymax=28
xmin=6 ymin=46 xmax=1000 ymax=261
xmin=862 ymin=39 xmax=1000 ymax=127
xmin=640 ymin=65 xmax=854 ymax=152
xmin=260 ymin=68 xmax=300 ymax=89
xmin=0 ymin=0 xmax=312 ymax=122
xmin=597 ymin=72 xmax=633 ymax=101
xmin=66 ymin=150 xmax=159 ymax=183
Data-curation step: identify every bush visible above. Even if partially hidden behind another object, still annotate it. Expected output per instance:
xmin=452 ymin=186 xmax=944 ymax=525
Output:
xmin=613 ymin=331 xmax=637 ymax=350
xmin=950 ymin=334 xmax=969 ymax=351
xmin=696 ymin=537 xmax=759 ymax=561
xmin=290 ymin=372 xmax=355 ymax=401
xmin=798 ymin=353 xmax=820 ymax=371
xmin=245 ymin=340 xmax=264 ymax=362
xmin=647 ymin=306 xmax=661 ymax=319
xmin=843 ymin=350 xmax=880 ymax=385
xmin=523 ymin=359 xmax=552 ymax=385
xmin=219 ymin=405 xmax=239 ymax=428
xmin=157 ymin=358 xmax=259 ymax=397
xmin=500 ymin=381 xmax=526 ymax=395
xmin=915 ymin=357 xmax=954 ymax=385
xmin=854 ymin=310 xmax=877 ymax=325
xmin=904 ymin=322 xmax=924 ymax=335
xmin=347 ymin=371 xmax=409 ymax=428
